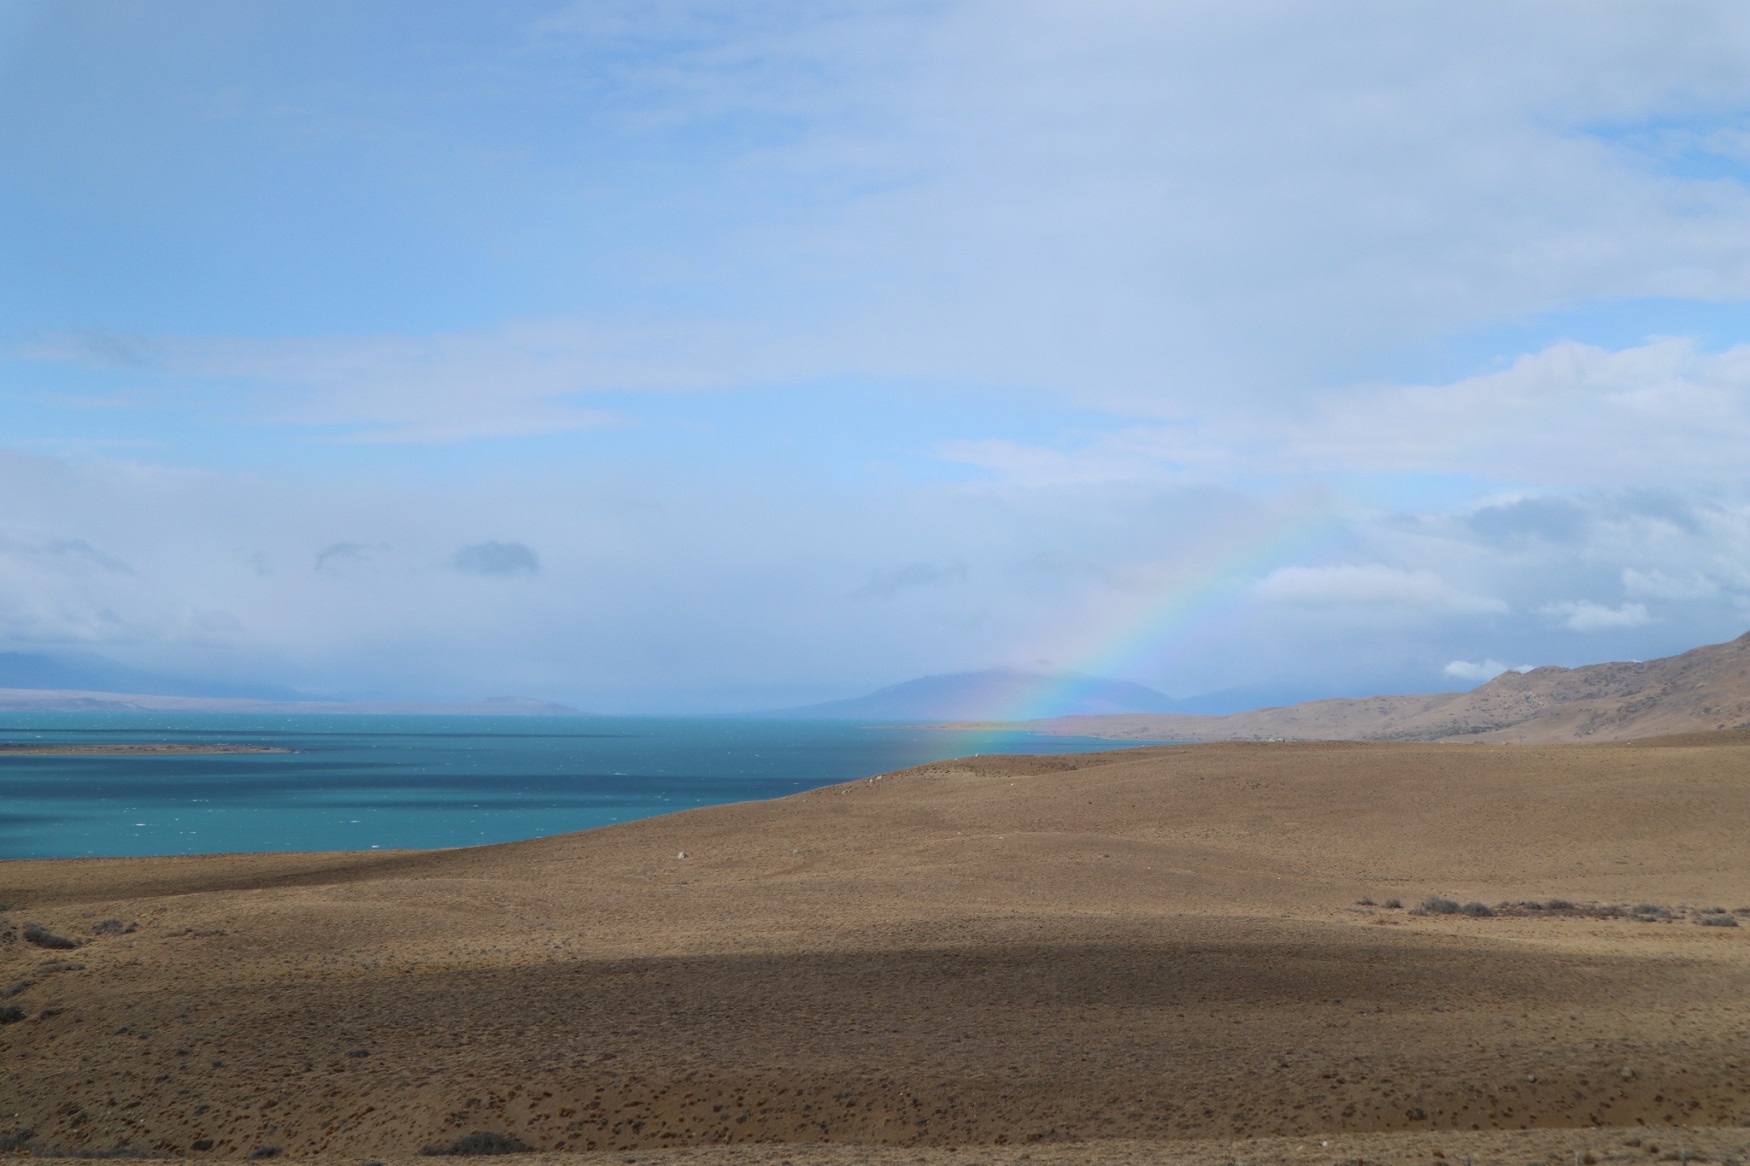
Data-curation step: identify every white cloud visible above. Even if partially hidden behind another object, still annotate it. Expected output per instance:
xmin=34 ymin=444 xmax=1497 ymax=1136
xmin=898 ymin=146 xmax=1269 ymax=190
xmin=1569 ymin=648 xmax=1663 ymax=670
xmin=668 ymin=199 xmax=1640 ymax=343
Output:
xmin=1543 ymin=599 xmax=1654 ymax=631
xmin=1288 ymin=339 xmax=1750 ymax=487
xmin=1253 ymin=564 xmax=1507 ymax=613
xmin=1622 ymin=566 xmax=1719 ymax=599
xmin=922 ymin=337 xmax=1750 ymax=497
xmin=0 ymin=442 xmax=1744 ymax=710
xmin=26 ymin=322 xmax=694 ymax=443
xmin=803 ymin=1 xmax=1750 ymax=405
xmin=25 ymin=5 xmax=1750 ymax=435
xmin=11 ymin=5 xmax=1750 ymax=708
xmin=1444 ymin=659 xmax=1534 ymax=683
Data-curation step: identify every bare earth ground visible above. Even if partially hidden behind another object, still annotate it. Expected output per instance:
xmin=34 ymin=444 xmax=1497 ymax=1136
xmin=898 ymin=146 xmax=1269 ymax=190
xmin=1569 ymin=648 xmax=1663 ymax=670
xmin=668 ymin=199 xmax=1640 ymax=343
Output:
xmin=4 ymin=734 xmax=1750 ymax=1164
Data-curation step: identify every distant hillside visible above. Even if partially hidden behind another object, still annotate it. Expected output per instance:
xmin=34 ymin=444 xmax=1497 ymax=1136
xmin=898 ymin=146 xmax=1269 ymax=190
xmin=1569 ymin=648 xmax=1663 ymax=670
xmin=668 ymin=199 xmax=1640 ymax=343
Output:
xmin=1021 ymin=630 xmax=1750 ymax=744
xmin=0 ymin=688 xmax=585 ymax=716
xmin=0 ymin=651 xmax=306 ymax=701
xmin=762 ymin=666 xmax=1179 ymax=720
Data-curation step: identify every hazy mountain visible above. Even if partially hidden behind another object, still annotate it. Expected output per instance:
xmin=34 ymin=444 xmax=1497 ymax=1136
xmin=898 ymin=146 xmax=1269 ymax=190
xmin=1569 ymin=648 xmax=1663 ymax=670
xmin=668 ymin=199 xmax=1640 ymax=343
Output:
xmin=0 ymin=687 xmax=585 ymax=716
xmin=1159 ymin=681 xmax=1410 ymax=716
xmin=1028 ymin=630 xmax=1750 ymax=744
xmin=0 ymin=651 xmax=584 ymax=714
xmin=759 ymin=666 xmax=1180 ymax=720
xmin=0 ymin=651 xmax=306 ymax=701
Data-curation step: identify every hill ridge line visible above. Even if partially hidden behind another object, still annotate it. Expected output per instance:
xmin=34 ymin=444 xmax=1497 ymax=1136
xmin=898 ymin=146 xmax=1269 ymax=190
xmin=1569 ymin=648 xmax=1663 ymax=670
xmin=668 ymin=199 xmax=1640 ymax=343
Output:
xmin=1008 ymin=630 xmax=1750 ymax=744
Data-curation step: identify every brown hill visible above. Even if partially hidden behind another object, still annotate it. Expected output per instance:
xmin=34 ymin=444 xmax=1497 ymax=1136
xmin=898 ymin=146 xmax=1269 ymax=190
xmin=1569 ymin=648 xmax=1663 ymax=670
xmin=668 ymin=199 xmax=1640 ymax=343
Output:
xmin=3 ymin=733 xmax=1750 ymax=1164
xmin=1021 ymin=630 xmax=1750 ymax=743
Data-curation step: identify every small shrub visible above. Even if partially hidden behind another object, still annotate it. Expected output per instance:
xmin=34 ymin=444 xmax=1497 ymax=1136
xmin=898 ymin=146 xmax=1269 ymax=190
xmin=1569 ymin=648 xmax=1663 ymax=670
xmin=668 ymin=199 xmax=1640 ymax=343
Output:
xmin=1698 ymin=914 xmax=1740 ymax=928
xmin=0 ymin=1130 xmax=33 ymax=1152
xmin=1356 ymin=897 xmax=1375 ymax=906
xmin=1 ymin=980 xmax=33 ymax=999
xmin=0 ymin=1005 xmax=26 ymax=1024
xmin=1460 ymin=901 xmax=1494 ymax=917
xmin=1545 ymin=898 xmax=1574 ymax=910
xmin=190 ymin=1142 xmax=213 ymax=1153
xmin=346 ymin=1048 xmax=371 ymax=1058
xmin=1419 ymin=896 xmax=1460 ymax=915
xmin=1699 ymin=906 xmax=1728 ymax=915
xmin=1632 ymin=903 xmax=1672 ymax=918
xmin=247 ymin=1147 xmax=280 ymax=1159
xmin=1383 ymin=898 xmax=1401 ymax=909
xmin=90 ymin=920 xmax=135 ymax=937
xmin=418 ymin=1131 xmax=534 ymax=1156
xmin=22 ymin=923 xmax=78 ymax=950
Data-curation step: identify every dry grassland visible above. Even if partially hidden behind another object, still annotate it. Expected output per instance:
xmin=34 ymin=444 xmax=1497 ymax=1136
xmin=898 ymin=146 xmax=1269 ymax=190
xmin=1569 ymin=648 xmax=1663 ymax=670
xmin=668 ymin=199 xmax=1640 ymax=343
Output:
xmin=3 ymin=733 xmax=1749 ymax=1164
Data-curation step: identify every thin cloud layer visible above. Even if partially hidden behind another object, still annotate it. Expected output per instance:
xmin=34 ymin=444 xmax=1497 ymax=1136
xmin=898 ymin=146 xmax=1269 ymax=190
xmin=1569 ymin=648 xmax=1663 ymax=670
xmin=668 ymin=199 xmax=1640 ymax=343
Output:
xmin=1543 ymin=600 xmax=1655 ymax=632
xmin=938 ymin=339 xmax=1750 ymax=492
xmin=1254 ymin=565 xmax=1507 ymax=615
xmin=19 ymin=7 xmax=1750 ymax=430
xmin=1444 ymin=660 xmax=1535 ymax=684
xmin=853 ymin=561 xmax=968 ymax=600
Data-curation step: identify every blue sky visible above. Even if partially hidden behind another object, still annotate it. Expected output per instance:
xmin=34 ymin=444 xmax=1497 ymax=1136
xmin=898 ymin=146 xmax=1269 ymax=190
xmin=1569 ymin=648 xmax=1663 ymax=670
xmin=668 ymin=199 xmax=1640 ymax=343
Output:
xmin=6 ymin=0 xmax=1750 ymax=711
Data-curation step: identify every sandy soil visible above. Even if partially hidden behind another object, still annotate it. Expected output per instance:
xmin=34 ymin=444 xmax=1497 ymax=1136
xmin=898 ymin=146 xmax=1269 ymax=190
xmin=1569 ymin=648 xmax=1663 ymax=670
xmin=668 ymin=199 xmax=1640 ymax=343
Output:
xmin=3 ymin=734 xmax=1749 ymax=1162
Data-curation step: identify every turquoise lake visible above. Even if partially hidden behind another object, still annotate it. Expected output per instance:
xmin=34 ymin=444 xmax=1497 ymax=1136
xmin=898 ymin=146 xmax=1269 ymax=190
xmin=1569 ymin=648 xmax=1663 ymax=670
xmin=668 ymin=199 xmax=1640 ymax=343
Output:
xmin=0 ymin=713 xmax=1147 ymax=859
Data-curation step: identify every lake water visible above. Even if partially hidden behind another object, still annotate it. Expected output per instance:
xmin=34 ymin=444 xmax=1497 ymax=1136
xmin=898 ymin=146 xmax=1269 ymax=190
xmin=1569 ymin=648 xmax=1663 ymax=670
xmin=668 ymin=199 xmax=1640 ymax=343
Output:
xmin=0 ymin=713 xmax=1150 ymax=860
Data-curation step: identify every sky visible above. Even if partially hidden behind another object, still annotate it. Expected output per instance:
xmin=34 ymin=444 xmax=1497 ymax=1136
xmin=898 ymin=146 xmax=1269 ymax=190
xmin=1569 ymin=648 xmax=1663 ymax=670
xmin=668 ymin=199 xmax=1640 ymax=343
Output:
xmin=6 ymin=0 xmax=1750 ymax=712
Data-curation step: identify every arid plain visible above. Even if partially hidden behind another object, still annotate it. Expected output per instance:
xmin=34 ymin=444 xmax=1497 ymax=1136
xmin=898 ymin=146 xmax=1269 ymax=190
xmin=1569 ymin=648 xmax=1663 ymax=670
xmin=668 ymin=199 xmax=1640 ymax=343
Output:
xmin=4 ymin=733 xmax=1750 ymax=1164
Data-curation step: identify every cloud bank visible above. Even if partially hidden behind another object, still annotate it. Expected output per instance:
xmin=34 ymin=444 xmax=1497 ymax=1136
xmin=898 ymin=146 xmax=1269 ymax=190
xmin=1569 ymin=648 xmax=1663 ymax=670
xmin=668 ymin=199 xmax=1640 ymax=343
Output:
xmin=4 ymin=2 xmax=1750 ymax=708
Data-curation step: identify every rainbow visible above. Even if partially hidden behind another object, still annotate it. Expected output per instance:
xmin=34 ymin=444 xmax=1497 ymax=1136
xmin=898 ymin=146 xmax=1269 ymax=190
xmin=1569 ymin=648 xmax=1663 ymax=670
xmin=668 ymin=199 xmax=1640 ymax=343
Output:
xmin=994 ymin=495 xmax=1343 ymax=723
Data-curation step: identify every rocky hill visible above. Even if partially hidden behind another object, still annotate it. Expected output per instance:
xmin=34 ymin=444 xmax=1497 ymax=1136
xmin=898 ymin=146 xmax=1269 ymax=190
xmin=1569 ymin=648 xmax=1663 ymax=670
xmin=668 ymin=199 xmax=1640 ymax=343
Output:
xmin=1027 ymin=630 xmax=1750 ymax=743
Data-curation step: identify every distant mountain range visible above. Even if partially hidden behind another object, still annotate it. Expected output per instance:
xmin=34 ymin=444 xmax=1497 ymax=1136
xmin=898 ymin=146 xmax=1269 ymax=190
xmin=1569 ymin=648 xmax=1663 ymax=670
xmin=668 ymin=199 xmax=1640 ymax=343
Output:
xmin=1020 ymin=630 xmax=1750 ymax=744
xmin=0 ymin=651 xmax=306 ymax=701
xmin=756 ymin=666 xmax=1180 ymax=720
xmin=0 ymin=688 xmax=583 ymax=716
xmin=12 ymin=634 xmax=1750 ymax=740
xmin=0 ymin=650 xmax=584 ymax=716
